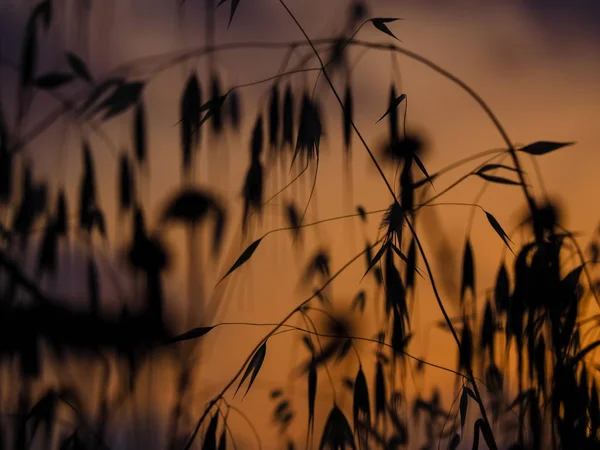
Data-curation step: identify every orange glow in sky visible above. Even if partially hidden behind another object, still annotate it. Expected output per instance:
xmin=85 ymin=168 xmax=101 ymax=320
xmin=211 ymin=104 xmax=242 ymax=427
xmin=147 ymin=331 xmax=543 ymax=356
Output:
xmin=1 ymin=0 xmax=599 ymax=448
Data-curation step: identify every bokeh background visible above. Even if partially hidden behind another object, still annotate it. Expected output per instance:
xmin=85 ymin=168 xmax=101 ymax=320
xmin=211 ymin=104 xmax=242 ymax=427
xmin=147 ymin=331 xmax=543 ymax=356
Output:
xmin=1 ymin=0 xmax=599 ymax=448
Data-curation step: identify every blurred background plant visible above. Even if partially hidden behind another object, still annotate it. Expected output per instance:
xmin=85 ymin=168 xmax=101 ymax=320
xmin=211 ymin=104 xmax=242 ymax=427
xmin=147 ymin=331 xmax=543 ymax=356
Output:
xmin=0 ymin=0 xmax=599 ymax=449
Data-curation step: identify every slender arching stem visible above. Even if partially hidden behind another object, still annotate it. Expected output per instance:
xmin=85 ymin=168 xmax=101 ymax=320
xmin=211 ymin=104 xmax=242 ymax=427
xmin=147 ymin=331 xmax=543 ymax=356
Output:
xmin=276 ymin=2 xmax=498 ymax=447
xmin=182 ymin=239 xmax=383 ymax=449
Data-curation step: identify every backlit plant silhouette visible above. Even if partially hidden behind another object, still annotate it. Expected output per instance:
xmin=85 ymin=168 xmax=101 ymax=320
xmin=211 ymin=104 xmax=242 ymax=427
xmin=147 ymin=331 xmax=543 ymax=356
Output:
xmin=0 ymin=1 xmax=599 ymax=449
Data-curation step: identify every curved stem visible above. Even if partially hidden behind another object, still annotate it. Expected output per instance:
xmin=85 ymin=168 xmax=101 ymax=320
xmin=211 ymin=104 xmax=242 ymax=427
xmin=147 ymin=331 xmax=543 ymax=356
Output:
xmin=263 ymin=160 xmax=309 ymax=205
xmin=183 ymin=238 xmax=382 ymax=449
xmin=347 ymin=39 xmax=536 ymax=221
xmin=276 ymin=2 xmax=498 ymax=447
xmin=298 ymin=159 xmax=318 ymax=228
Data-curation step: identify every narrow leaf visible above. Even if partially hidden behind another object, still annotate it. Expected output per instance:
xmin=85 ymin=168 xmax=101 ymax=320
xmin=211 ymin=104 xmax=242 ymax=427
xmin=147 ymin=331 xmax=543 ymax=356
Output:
xmin=282 ymin=84 xmax=294 ymax=148
xmin=494 ymin=264 xmax=509 ymax=313
xmin=459 ymin=322 xmax=473 ymax=372
xmin=472 ymin=419 xmax=481 ymax=450
xmin=217 ymin=429 xmax=227 ymax=450
xmin=464 ymin=387 xmax=477 ymax=401
xmin=228 ymin=89 xmax=241 ymax=129
xmin=405 ymin=238 xmax=417 ymax=290
xmin=390 ymin=242 xmax=410 ymax=264
xmin=219 ymin=238 xmax=262 ymax=283
xmin=411 ymin=172 xmax=439 ymax=189
xmin=518 ymin=141 xmax=574 ymax=156
xmin=480 ymin=300 xmax=495 ymax=355
xmin=413 ymin=153 xmax=434 ymax=188
xmin=180 ymin=73 xmax=201 ymax=173
xmin=209 ymin=75 xmax=224 ymax=133
xmin=376 ymin=93 xmax=405 ymax=123
xmin=479 ymin=419 xmax=497 ymax=450
xmin=461 ymin=240 xmax=475 ymax=301
xmin=235 ymin=342 xmax=267 ymax=398
xmin=485 ymin=211 xmax=513 ymax=251
xmin=478 ymin=163 xmax=519 ymax=174
xmin=203 ymin=414 xmax=218 ymax=450
xmin=286 ymin=202 xmax=301 ymax=240
xmin=165 ymin=326 xmax=215 ymax=344
xmin=250 ymin=115 xmax=264 ymax=160
xmin=353 ymin=366 xmax=371 ymax=439
xmin=460 ymin=387 xmax=469 ymax=434
xmin=308 ymin=363 xmax=317 ymax=437
xmin=343 ymin=84 xmax=353 ymax=151
xmin=242 ymin=159 xmax=264 ymax=233
xmin=118 ymin=154 xmax=132 ymax=211
xmin=375 ymin=361 xmax=386 ymax=426
xmin=371 ymin=18 xmax=402 ymax=41
xmin=218 ymin=0 xmax=241 ymax=27
xmin=55 ymin=190 xmax=67 ymax=235
xmin=268 ymin=86 xmax=279 ymax=149
xmin=362 ymin=242 xmax=387 ymax=281
xmin=198 ymin=94 xmax=228 ymax=129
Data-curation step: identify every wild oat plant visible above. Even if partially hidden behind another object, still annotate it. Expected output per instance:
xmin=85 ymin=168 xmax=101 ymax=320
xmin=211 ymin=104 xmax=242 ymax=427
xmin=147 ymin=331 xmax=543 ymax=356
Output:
xmin=0 ymin=0 xmax=598 ymax=449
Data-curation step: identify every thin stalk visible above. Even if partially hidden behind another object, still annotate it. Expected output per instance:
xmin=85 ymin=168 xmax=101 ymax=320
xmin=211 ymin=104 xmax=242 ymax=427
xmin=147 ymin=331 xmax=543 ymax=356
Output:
xmin=183 ymin=238 xmax=383 ymax=449
xmin=276 ymin=2 xmax=497 ymax=447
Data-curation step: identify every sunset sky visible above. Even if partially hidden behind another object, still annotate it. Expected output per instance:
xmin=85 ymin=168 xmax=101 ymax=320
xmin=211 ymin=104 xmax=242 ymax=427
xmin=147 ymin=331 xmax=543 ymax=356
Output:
xmin=1 ymin=0 xmax=600 ymax=448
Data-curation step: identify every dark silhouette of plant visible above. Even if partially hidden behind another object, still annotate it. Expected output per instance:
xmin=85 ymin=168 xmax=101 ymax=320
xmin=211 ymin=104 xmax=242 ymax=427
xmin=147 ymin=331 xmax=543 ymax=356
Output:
xmin=0 ymin=1 xmax=598 ymax=449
